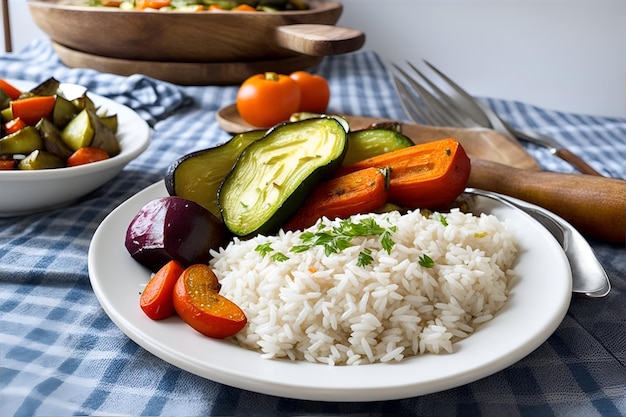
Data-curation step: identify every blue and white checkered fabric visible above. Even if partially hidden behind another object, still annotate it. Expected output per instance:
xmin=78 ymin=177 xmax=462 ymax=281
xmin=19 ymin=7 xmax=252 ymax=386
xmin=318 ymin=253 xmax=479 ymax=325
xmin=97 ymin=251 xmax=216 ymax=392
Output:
xmin=1 ymin=39 xmax=625 ymax=417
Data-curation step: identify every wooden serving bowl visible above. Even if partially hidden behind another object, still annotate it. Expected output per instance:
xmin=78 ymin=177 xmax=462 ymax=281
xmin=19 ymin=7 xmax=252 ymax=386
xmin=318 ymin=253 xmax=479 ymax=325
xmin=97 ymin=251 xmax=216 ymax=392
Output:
xmin=27 ymin=0 xmax=364 ymax=63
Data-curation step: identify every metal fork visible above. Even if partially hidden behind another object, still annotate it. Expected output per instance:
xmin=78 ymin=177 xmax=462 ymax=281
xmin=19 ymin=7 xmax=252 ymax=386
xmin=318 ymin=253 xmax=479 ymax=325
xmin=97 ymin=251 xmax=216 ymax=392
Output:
xmin=391 ymin=61 xmax=604 ymax=176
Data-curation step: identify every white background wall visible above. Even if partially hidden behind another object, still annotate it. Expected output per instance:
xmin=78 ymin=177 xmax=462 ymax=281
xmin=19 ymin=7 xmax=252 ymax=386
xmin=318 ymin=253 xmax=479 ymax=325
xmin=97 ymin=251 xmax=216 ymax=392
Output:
xmin=2 ymin=0 xmax=625 ymax=118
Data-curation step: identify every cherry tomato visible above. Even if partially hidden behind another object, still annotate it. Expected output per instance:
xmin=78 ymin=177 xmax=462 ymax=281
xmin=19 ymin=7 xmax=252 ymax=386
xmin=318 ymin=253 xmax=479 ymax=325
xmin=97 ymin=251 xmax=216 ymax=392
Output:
xmin=236 ymin=72 xmax=301 ymax=128
xmin=289 ymin=71 xmax=330 ymax=113
xmin=173 ymin=264 xmax=246 ymax=339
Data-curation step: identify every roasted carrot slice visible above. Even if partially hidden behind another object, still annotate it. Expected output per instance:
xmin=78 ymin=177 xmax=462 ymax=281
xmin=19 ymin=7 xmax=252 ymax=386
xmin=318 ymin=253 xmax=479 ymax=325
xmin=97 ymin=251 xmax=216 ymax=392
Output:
xmin=284 ymin=166 xmax=390 ymax=231
xmin=140 ymin=260 xmax=185 ymax=320
xmin=4 ymin=117 xmax=26 ymax=135
xmin=0 ymin=78 xmax=22 ymax=100
xmin=337 ymin=138 xmax=471 ymax=210
xmin=135 ymin=0 xmax=170 ymax=9
xmin=99 ymin=0 xmax=123 ymax=6
xmin=66 ymin=147 xmax=110 ymax=167
xmin=232 ymin=4 xmax=256 ymax=11
xmin=173 ymin=264 xmax=246 ymax=339
xmin=10 ymin=95 xmax=56 ymax=126
xmin=0 ymin=159 xmax=16 ymax=170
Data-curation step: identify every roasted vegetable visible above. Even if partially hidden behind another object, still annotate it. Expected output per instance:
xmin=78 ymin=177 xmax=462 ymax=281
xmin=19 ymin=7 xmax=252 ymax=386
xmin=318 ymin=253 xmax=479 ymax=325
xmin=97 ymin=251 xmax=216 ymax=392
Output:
xmin=165 ymin=129 xmax=267 ymax=218
xmin=61 ymin=109 xmax=120 ymax=156
xmin=218 ymin=117 xmax=348 ymax=237
xmin=140 ymin=260 xmax=185 ymax=321
xmin=343 ymin=128 xmax=413 ymax=166
xmin=66 ymin=147 xmax=110 ymax=167
xmin=51 ymin=95 xmax=79 ymax=129
xmin=18 ymin=150 xmax=65 ymax=170
xmin=173 ymin=264 xmax=246 ymax=339
xmin=0 ymin=126 xmax=44 ymax=155
xmin=338 ymin=138 xmax=472 ymax=209
xmin=284 ymin=166 xmax=390 ymax=231
xmin=125 ymin=196 xmax=228 ymax=273
xmin=0 ymin=77 xmax=121 ymax=170
xmin=87 ymin=110 xmax=121 ymax=156
xmin=36 ymin=118 xmax=74 ymax=160
xmin=25 ymin=77 xmax=61 ymax=98
xmin=0 ymin=78 xmax=22 ymax=101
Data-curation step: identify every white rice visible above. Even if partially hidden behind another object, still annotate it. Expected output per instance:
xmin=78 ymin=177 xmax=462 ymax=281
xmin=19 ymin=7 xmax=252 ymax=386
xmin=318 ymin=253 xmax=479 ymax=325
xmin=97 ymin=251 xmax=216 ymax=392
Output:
xmin=209 ymin=208 xmax=518 ymax=365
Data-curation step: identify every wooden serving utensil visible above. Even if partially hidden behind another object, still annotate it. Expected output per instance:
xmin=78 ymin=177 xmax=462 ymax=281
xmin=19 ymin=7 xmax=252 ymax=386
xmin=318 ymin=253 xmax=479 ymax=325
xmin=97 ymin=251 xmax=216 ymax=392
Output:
xmin=469 ymin=159 xmax=625 ymax=245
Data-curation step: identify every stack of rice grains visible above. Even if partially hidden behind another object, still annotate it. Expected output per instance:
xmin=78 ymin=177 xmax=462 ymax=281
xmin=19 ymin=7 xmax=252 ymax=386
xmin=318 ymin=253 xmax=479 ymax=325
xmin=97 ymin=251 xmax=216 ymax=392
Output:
xmin=211 ymin=208 xmax=518 ymax=366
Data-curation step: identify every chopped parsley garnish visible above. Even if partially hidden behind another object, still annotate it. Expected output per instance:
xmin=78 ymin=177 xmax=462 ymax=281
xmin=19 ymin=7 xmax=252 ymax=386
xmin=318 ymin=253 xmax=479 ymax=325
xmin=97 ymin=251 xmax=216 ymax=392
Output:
xmin=357 ymin=248 xmax=374 ymax=267
xmin=436 ymin=213 xmax=448 ymax=226
xmin=255 ymin=242 xmax=274 ymax=256
xmin=255 ymin=217 xmax=397 ymax=266
xmin=271 ymin=252 xmax=289 ymax=262
xmin=418 ymin=254 xmax=435 ymax=268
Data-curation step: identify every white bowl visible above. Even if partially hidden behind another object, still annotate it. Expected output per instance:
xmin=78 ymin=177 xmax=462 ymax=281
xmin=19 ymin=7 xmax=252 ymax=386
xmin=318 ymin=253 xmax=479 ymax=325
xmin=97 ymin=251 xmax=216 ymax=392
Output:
xmin=0 ymin=81 xmax=151 ymax=217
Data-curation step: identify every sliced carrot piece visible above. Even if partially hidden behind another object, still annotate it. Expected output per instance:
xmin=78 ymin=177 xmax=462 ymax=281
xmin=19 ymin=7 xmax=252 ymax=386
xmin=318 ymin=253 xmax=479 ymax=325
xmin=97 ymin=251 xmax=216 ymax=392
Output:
xmin=66 ymin=147 xmax=110 ymax=167
xmin=337 ymin=138 xmax=471 ymax=210
xmin=0 ymin=78 xmax=22 ymax=100
xmin=173 ymin=264 xmax=246 ymax=339
xmin=99 ymin=0 xmax=123 ymax=6
xmin=232 ymin=3 xmax=256 ymax=11
xmin=4 ymin=117 xmax=26 ymax=135
xmin=0 ymin=159 xmax=16 ymax=170
xmin=135 ymin=0 xmax=170 ymax=9
xmin=10 ymin=95 xmax=56 ymax=126
xmin=284 ymin=166 xmax=390 ymax=231
xmin=140 ymin=260 xmax=185 ymax=320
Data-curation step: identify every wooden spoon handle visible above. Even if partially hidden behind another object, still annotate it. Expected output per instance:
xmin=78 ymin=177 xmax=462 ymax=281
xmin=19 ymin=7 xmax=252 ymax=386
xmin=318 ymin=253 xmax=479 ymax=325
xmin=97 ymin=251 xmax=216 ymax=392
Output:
xmin=554 ymin=148 xmax=604 ymax=176
xmin=468 ymin=159 xmax=626 ymax=244
xmin=274 ymin=24 xmax=365 ymax=56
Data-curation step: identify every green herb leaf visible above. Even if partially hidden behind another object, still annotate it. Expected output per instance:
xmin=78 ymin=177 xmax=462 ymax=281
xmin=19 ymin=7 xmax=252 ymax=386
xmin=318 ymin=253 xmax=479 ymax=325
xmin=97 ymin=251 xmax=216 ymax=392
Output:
xmin=381 ymin=226 xmax=396 ymax=254
xmin=290 ymin=245 xmax=311 ymax=253
xmin=436 ymin=213 xmax=448 ymax=226
xmin=357 ymin=248 xmax=374 ymax=267
xmin=418 ymin=254 xmax=435 ymax=268
xmin=255 ymin=242 xmax=274 ymax=257
xmin=271 ymin=252 xmax=289 ymax=262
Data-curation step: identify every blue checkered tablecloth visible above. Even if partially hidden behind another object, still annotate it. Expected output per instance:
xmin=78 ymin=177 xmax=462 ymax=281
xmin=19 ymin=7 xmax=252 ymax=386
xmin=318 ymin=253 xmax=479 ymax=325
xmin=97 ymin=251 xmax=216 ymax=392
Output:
xmin=1 ymin=39 xmax=625 ymax=417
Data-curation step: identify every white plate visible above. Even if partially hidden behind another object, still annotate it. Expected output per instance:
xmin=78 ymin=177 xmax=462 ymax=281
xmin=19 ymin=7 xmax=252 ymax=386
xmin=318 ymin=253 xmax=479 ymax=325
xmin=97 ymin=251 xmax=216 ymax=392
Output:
xmin=88 ymin=181 xmax=571 ymax=402
xmin=0 ymin=80 xmax=150 ymax=217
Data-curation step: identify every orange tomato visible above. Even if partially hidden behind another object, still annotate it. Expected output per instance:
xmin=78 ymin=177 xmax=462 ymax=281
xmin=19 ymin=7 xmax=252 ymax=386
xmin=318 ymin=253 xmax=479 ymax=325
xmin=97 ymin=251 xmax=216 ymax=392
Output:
xmin=290 ymin=71 xmax=330 ymax=113
xmin=173 ymin=264 xmax=246 ymax=339
xmin=236 ymin=72 xmax=301 ymax=128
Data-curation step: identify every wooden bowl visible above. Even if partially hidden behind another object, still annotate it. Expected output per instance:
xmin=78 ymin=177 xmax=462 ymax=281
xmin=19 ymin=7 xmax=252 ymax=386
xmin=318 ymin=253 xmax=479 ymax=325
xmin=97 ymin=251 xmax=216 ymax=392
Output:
xmin=27 ymin=0 xmax=364 ymax=62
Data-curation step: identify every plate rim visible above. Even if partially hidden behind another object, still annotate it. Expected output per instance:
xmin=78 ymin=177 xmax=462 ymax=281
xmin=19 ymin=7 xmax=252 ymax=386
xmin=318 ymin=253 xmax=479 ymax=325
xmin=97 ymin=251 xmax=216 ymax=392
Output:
xmin=88 ymin=180 xmax=572 ymax=402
